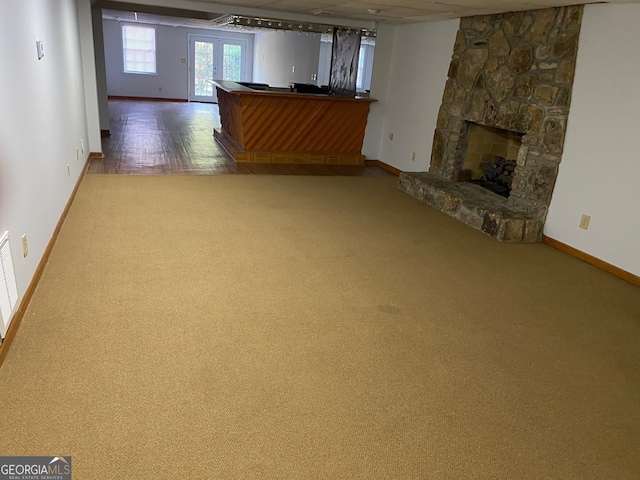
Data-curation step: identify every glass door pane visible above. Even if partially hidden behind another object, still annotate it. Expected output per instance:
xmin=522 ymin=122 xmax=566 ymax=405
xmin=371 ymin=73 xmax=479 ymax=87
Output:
xmin=189 ymin=36 xmax=217 ymax=102
xmin=194 ymin=41 xmax=214 ymax=96
xmin=222 ymin=44 xmax=242 ymax=81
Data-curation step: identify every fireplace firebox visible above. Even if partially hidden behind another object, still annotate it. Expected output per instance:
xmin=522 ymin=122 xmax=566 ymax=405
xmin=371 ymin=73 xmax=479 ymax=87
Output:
xmin=459 ymin=123 xmax=523 ymax=198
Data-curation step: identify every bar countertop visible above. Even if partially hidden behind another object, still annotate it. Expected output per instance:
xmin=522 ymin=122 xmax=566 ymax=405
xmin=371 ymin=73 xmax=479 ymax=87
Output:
xmin=209 ymin=80 xmax=374 ymax=102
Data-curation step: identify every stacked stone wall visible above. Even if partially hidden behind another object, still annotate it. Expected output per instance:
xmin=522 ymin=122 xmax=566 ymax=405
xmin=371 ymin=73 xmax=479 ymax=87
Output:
xmin=431 ymin=6 xmax=583 ymax=218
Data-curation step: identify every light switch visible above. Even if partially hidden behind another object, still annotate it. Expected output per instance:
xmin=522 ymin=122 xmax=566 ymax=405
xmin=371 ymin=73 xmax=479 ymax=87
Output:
xmin=36 ymin=40 xmax=44 ymax=60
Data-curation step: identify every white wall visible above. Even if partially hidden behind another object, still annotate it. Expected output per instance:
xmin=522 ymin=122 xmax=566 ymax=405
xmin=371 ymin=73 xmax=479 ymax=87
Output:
xmin=362 ymin=20 xmax=458 ymax=171
xmin=252 ymin=30 xmax=320 ymax=87
xmin=545 ymin=4 xmax=640 ymax=277
xmin=0 ymin=0 xmax=95 ymax=317
xmin=93 ymin=6 xmax=110 ymax=132
xmin=102 ymin=20 xmax=253 ymax=99
xmin=76 ymin=0 xmax=102 ymax=152
xmin=362 ymin=23 xmax=395 ymax=160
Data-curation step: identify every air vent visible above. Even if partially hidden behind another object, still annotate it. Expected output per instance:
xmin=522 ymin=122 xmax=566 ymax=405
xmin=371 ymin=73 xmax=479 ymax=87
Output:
xmin=0 ymin=232 xmax=19 ymax=338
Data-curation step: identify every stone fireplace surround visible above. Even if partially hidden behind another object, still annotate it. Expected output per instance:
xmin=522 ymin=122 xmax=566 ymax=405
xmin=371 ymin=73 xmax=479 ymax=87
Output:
xmin=399 ymin=6 xmax=583 ymax=242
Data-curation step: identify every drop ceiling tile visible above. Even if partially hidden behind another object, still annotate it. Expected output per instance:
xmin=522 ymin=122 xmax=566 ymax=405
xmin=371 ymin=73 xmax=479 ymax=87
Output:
xmin=380 ymin=0 xmax=467 ymax=11
xmin=264 ymin=0 xmax=338 ymax=12
xmin=322 ymin=1 xmax=443 ymax=15
xmin=210 ymin=0 xmax=279 ymax=7
xmin=428 ymin=0 xmax=521 ymax=8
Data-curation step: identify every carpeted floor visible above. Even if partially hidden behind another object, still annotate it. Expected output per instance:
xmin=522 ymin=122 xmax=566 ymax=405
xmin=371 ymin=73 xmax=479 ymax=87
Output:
xmin=1 ymin=175 xmax=639 ymax=479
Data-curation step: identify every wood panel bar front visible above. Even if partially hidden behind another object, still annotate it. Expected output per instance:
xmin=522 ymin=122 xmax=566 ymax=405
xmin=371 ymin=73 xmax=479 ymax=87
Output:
xmin=212 ymin=81 xmax=375 ymax=165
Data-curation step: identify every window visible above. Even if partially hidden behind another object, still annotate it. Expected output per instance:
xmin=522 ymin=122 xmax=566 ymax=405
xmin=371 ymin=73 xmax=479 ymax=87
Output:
xmin=122 ymin=25 xmax=156 ymax=74
xmin=356 ymin=43 xmax=374 ymax=91
xmin=356 ymin=47 xmax=366 ymax=90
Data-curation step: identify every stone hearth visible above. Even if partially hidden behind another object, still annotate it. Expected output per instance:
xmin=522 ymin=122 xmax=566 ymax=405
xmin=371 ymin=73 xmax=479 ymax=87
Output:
xmin=400 ymin=6 xmax=583 ymax=242
xmin=400 ymin=172 xmax=541 ymax=242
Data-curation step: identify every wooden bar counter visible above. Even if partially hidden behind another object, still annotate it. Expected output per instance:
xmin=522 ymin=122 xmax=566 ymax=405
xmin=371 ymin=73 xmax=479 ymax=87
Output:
xmin=211 ymin=80 xmax=375 ymax=165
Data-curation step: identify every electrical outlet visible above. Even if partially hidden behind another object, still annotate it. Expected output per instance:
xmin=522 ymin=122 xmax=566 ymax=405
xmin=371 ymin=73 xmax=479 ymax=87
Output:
xmin=67 ymin=164 xmax=70 ymax=177
xmin=80 ymin=139 xmax=84 ymax=154
xmin=412 ymin=152 xmax=416 ymax=161
xmin=21 ymin=234 xmax=28 ymax=257
xmin=579 ymin=214 xmax=591 ymax=230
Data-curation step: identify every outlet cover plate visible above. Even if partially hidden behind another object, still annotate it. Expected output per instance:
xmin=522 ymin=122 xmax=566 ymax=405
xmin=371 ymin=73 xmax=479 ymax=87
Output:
xmin=579 ymin=214 xmax=591 ymax=230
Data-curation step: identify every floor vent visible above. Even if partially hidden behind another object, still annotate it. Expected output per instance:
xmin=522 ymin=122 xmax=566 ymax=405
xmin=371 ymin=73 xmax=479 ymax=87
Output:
xmin=0 ymin=232 xmax=19 ymax=338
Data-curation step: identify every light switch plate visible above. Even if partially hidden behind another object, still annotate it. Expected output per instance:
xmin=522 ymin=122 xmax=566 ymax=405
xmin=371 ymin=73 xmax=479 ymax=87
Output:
xmin=21 ymin=234 xmax=28 ymax=257
xmin=36 ymin=40 xmax=44 ymax=60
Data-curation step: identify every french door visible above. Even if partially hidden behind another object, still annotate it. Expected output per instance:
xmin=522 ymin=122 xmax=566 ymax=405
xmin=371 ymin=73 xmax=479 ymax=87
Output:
xmin=188 ymin=35 xmax=248 ymax=103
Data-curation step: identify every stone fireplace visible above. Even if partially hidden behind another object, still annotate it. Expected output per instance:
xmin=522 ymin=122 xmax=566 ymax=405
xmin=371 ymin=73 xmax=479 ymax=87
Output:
xmin=400 ymin=6 xmax=583 ymax=242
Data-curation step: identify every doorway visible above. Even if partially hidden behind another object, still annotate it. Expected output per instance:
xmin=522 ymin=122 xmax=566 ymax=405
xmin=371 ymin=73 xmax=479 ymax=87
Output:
xmin=188 ymin=35 xmax=248 ymax=103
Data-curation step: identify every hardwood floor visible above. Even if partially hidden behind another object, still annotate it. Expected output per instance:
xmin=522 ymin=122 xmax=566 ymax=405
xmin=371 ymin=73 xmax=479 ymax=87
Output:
xmin=87 ymin=99 xmax=395 ymax=177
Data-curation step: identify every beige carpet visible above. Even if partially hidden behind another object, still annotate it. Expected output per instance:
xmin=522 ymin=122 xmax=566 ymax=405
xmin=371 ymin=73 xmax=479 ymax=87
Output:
xmin=1 ymin=175 xmax=639 ymax=479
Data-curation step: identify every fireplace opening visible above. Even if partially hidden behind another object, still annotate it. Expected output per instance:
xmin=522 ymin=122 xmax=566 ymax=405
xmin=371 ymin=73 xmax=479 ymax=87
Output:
xmin=456 ymin=123 xmax=523 ymax=198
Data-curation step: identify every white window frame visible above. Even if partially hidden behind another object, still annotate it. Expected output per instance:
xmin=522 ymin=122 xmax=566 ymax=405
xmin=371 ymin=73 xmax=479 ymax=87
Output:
xmin=122 ymin=24 xmax=157 ymax=75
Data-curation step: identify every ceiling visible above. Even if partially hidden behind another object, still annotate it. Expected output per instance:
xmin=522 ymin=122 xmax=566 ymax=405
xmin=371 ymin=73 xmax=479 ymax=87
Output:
xmin=97 ymin=0 xmax=634 ymax=27
xmin=187 ymin=0 xmax=626 ymax=25
xmin=102 ymin=9 xmax=230 ymax=29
